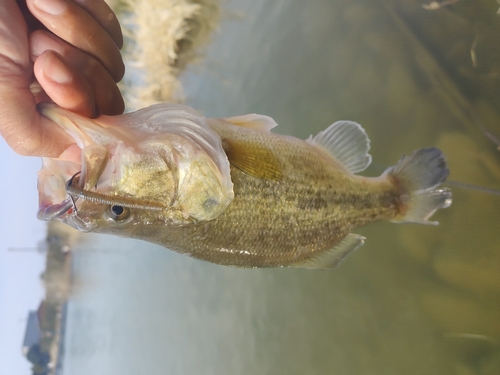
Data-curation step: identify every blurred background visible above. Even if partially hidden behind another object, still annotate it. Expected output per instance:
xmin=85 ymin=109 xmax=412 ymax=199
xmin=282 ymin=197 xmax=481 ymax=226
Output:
xmin=5 ymin=0 xmax=500 ymax=374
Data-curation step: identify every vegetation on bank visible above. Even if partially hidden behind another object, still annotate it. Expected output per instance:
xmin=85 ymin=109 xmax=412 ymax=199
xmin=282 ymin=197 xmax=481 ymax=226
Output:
xmin=110 ymin=0 xmax=222 ymax=108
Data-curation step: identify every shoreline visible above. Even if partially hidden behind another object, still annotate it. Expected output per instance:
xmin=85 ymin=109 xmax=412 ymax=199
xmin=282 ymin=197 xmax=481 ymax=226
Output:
xmin=27 ymin=222 xmax=78 ymax=375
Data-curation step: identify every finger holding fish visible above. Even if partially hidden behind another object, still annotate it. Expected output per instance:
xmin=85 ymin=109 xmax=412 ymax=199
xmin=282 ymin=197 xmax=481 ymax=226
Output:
xmin=0 ymin=0 xmax=124 ymax=157
xmin=30 ymin=30 xmax=124 ymax=116
xmin=27 ymin=0 xmax=124 ymax=81
xmin=28 ymin=0 xmax=125 ymax=117
xmin=0 ymin=0 xmax=74 ymax=157
xmin=32 ymin=50 xmax=98 ymax=117
xmin=67 ymin=0 xmax=123 ymax=49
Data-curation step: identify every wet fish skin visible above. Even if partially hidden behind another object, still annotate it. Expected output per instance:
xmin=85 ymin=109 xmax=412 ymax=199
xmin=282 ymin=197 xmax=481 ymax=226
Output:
xmin=135 ymin=119 xmax=397 ymax=267
xmin=37 ymin=103 xmax=452 ymax=268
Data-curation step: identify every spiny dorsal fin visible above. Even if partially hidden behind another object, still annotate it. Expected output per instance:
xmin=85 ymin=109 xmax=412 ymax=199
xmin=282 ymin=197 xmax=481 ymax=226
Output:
xmin=223 ymin=114 xmax=278 ymax=132
xmin=295 ymin=233 xmax=365 ymax=269
xmin=306 ymin=121 xmax=372 ymax=173
xmin=222 ymin=138 xmax=283 ymax=180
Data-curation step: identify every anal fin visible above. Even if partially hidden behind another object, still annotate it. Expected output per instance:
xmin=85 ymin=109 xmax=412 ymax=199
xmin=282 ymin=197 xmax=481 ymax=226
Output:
xmin=295 ymin=233 xmax=365 ymax=269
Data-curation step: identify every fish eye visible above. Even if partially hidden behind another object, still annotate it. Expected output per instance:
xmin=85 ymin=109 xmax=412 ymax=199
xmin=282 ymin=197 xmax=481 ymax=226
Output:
xmin=111 ymin=205 xmax=124 ymax=216
xmin=107 ymin=205 xmax=131 ymax=222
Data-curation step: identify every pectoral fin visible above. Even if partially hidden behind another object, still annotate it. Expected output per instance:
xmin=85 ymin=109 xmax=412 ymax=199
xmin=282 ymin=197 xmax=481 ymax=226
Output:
xmin=222 ymin=138 xmax=283 ymax=180
xmin=295 ymin=233 xmax=365 ymax=269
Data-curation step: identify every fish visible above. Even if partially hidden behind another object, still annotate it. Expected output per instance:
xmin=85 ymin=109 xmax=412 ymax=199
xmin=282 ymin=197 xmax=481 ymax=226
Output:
xmin=37 ymin=102 xmax=452 ymax=269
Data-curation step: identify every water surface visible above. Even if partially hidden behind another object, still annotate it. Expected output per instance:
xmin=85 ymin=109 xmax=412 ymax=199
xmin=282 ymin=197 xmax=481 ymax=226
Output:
xmin=62 ymin=1 xmax=500 ymax=374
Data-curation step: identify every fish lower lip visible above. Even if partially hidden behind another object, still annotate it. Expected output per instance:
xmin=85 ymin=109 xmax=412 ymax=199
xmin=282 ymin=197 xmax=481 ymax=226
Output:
xmin=37 ymin=198 xmax=74 ymax=221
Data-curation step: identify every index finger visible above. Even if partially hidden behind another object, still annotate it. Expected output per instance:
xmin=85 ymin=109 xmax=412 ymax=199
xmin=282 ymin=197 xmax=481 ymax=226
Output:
xmin=27 ymin=0 xmax=125 ymax=81
xmin=71 ymin=0 xmax=123 ymax=49
xmin=0 ymin=0 xmax=74 ymax=157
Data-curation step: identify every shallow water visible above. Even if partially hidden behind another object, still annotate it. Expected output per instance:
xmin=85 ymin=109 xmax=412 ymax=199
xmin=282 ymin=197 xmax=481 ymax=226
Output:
xmin=61 ymin=1 xmax=500 ymax=374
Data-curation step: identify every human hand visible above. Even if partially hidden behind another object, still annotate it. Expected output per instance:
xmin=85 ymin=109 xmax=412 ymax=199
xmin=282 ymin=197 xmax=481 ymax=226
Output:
xmin=0 ymin=0 xmax=125 ymax=157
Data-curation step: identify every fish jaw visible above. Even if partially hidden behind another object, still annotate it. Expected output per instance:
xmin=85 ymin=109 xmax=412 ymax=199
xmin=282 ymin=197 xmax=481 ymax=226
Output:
xmin=37 ymin=103 xmax=141 ymax=228
xmin=36 ymin=103 xmax=234 ymax=231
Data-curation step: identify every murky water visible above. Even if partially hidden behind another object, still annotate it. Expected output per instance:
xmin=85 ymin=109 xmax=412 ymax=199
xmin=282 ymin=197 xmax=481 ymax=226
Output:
xmin=61 ymin=1 xmax=500 ymax=374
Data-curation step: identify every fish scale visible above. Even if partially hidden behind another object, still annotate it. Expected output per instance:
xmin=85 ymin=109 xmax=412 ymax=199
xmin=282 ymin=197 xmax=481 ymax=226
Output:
xmin=127 ymin=126 xmax=403 ymax=268
xmin=37 ymin=103 xmax=451 ymax=269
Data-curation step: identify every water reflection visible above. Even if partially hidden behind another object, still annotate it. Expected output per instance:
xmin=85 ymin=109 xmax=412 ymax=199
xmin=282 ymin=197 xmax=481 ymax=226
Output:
xmin=56 ymin=0 xmax=500 ymax=374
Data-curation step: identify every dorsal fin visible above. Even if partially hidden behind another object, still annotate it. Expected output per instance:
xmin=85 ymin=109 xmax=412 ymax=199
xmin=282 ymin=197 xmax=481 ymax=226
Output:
xmin=222 ymin=138 xmax=283 ymax=180
xmin=223 ymin=114 xmax=278 ymax=132
xmin=306 ymin=121 xmax=372 ymax=173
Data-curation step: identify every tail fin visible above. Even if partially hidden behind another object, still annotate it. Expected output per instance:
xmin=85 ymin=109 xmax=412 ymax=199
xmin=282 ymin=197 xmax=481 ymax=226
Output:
xmin=386 ymin=148 xmax=452 ymax=225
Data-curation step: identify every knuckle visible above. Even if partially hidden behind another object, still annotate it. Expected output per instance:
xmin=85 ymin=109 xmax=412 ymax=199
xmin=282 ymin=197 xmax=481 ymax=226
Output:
xmin=83 ymin=55 xmax=100 ymax=76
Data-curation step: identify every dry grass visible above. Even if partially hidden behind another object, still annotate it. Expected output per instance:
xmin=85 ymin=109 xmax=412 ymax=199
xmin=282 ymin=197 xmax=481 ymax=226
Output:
xmin=108 ymin=0 xmax=222 ymax=108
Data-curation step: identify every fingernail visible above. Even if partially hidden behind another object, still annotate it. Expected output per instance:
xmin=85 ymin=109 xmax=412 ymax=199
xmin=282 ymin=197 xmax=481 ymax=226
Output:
xmin=44 ymin=53 xmax=72 ymax=84
xmin=31 ymin=33 xmax=57 ymax=58
xmin=33 ymin=0 xmax=67 ymax=15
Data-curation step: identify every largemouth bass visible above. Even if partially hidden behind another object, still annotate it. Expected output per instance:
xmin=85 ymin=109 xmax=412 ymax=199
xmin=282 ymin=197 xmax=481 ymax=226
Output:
xmin=37 ymin=103 xmax=452 ymax=268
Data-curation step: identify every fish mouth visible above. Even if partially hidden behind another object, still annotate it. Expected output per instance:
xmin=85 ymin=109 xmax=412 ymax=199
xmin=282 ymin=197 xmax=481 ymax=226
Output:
xmin=37 ymin=171 xmax=92 ymax=231
xmin=37 ymin=168 xmax=167 ymax=230
xmin=37 ymin=195 xmax=94 ymax=232
xmin=36 ymin=103 xmax=148 ymax=224
xmin=37 ymin=167 xmax=168 ymax=228
xmin=37 ymin=172 xmax=86 ymax=222
xmin=37 ymin=197 xmax=74 ymax=221
xmin=36 ymin=103 xmax=119 ymax=227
